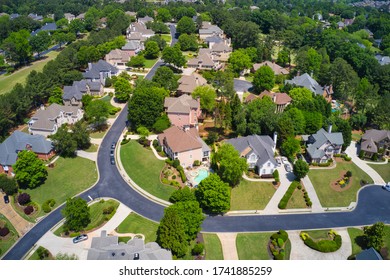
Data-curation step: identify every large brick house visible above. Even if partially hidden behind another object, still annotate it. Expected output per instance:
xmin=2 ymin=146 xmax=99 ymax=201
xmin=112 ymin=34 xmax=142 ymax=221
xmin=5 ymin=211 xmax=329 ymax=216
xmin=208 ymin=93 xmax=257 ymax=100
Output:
xmin=0 ymin=131 xmax=54 ymax=175
xmin=164 ymin=95 xmax=201 ymax=129
xmin=360 ymin=129 xmax=390 ymax=158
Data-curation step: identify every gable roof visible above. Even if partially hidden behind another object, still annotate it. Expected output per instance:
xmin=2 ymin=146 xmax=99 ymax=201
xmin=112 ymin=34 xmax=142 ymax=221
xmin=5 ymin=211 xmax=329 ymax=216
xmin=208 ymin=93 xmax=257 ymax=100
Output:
xmin=375 ymin=54 xmax=390 ymax=66
xmin=285 ymin=73 xmax=326 ymax=96
xmin=187 ymin=51 xmax=215 ymax=67
xmin=122 ymin=41 xmax=141 ymax=51
xmin=199 ymin=22 xmax=223 ymax=35
xmin=307 ymin=128 xmax=344 ymax=159
xmin=253 ymin=61 xmax=290 ymax=75
xmin=158 ymin=126 xmax=205 ymax=153
xmin=362 ymin=129 xmax=390 ymax=143
xmin=31 ymin=22 xmax=57 ymax=36
xmin=226 ymin=135 xmax=276 ymax=167
xmin=177 ymin=73 xmax=207 ymax=94
xmin=259 ymin=91 xmax=292 ymax=105
xmin=137 ymin=16 xmax=154 ymax=24
xmin=0 ymin=131 xmax=53 ymax=166
xmin=211 ymin=42 xmax=232 ymax=53
xmin=62 ymin=80 xmax=102 ymax=101
xmin=83 ymin=60 xmax=118 ymax=80
xmin=30 ymin=104 xmax=81 ymax=131
xmin=205 ymin=35 xmax=223 ymax=44
xmin=106 ymin=49 xmax=131 ymax=62
xmin=356 ymin=248 xmax=383 ymax=260
xmin=164 ymin=94 xmax=200 ymax=114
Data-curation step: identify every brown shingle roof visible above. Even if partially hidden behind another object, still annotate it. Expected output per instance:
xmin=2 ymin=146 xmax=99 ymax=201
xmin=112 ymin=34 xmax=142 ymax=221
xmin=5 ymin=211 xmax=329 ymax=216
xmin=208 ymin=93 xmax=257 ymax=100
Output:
xmin=259 ymin=91 xmax=292 ymax=105
xmin=177 ymin=73 xmax=207 ymax=94
xmin=164 ymin=94 xmax=200 ymax=114
xmin=252 ymin=61 xmax=290 ymax=75
xmin=158 ymin=126 xmax=202 ymax=153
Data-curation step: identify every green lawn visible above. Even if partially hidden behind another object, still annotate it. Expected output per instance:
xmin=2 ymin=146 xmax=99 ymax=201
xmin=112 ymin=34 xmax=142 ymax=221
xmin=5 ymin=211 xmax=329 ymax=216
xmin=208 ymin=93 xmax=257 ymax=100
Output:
xmin=308 ymin=161 xmax=372 ymax=207
xmin=230 ymin=180 xmax=276 ymax=210
xmin=90 ymin=128 xmax=108 ymax=139
xmin=116 ymin=213 xmax=159 ymax=243
xmin=28 ymin=246 xmax=54 ymax=260
xmin=161 ymin=34 xmax=171 ymax=43
xmin=84 ymin=199 xmax=119 ymax=231
xmin=0 ymin=51 xmax=60 ymax=95
xmin=236 ymin=233 xmax=273 ymax=260
xmin=24 ymin=157 xmax=98 ymax=217
xmin=368 ymin=163 xmax=390 ymax=183
xmin=84 ymin=144 xmax=98 ymax=153
xmin=144 ymin=58 xmax=158 ymax=68
xmin=348 ymin=227 xmax=365 ymax=256
xmin=203 ymin=233 xmax=224 ymax=260
xmin=120 ymin=141 xmax=176 ymax=201
xmin=286 ymin=187 xmax=308 ymax=209
xmin=0 ymin=214 xmax=19 ymax=258
xmin=99 ymin=94 xmax=121 ymax=116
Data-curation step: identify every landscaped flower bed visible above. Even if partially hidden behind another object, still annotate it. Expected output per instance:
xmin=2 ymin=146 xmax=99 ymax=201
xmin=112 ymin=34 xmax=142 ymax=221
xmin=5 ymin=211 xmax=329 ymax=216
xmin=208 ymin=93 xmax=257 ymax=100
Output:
xmin=300 ymin=229 xmax=342 ymax=253
xmin=269 ymin=230 xmax=291 ymax=260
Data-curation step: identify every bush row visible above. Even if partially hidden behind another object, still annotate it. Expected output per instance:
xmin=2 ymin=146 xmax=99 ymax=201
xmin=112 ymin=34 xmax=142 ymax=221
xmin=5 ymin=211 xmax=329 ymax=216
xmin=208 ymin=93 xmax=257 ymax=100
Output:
xmin=42 ymin=199 xmax=56 ymax=213
xmin=300 ymin=231 xmax=342 ymax=252
xmin=278 ymin=181 xmax=301 ymax=209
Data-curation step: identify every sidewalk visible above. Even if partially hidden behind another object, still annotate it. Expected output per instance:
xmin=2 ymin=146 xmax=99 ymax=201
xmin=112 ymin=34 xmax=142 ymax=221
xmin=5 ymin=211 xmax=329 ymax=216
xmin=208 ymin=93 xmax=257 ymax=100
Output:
xmin=76 ymin=150 xmax=97 ymax=161
xmin=216 ymin=233 xmax=238 ymax=260
xmin=301 ymin=176 xmax=325 ymax=213
xmin=346 ymin=142 xmax=385 ymax=185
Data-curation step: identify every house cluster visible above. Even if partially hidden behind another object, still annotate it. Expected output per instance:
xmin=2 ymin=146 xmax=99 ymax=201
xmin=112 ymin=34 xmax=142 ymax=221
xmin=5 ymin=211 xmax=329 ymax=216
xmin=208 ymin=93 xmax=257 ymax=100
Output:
xmin=245 ymin=90 xmax=292 ymax=113
xmin=285 ymin=73 xmax=333 ymax=102
xmin=0 ymin=131 xmax=54 ymax=175
xmin=105 ymin=16 xmax=155 ymax=68
xmin=30 ymin=22 xmax=57 ymax=37
xmin=187 ymin=22 xmax=232 ymax=70
xmin=337 ymin=18 xmax=355 ymax=29
xmin=360 ymin=129 xmax=390 ymax=158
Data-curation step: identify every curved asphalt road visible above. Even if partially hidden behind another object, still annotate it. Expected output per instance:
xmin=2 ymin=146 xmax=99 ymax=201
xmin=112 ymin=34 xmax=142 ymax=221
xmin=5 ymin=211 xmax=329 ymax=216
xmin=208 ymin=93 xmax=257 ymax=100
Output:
xmin=3 ymin=25 xmax=390 ymax=260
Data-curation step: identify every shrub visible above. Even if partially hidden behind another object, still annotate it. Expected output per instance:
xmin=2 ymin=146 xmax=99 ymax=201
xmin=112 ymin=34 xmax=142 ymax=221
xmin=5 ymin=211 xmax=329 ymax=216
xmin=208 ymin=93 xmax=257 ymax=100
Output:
xmin=153 ymin=139 xmax=159 ymax=147
xmin=49 ymin=199 xmax=56 ymax=207
xmin=172 ymin=159 xmax=180 ymax=168
xmin=273 ymin=170 xmax=279 ymax=181
xmin=279 ymin=230 xmax=288 ymax=242
xmin=37 ymin=247 xmax=49 ymax=260
xmin=156 ymin=145 xmax=162 ymax=152
xmin=277 ymin=238 xmax=284 ymax=247
xmin=372 ymin=153 xmax=378 ymax=161
xmin=346 ymin=171 xmax=352 ymax=177
xmin=103 ymin=206 xmax=115 ymax=215
xmin=178 ymin=168 xmax=186 ymax=183
xmin=297 ymin=184 xmax=302 ymax=190
xmin=359 ymin=150 xmax=364 ymax=158
xmin=343 ymin=155 xmax=352 ymax=161
xmin=165 ymin=158 xmax=173 ymax=165
xmin=193 ymin=160 xmax=201 ymax=166
xmin=18 ymin=193 xmax=31 ymax=205
xmin=278 ymin=181 xmax=299 ymax=209
xmin=170 ymin=180 xmax=180 ymax=187
xmin=0 ymin=227 xmax=10 ymax=237
xmin=24 ymin=205 xmax=34 ymax=215
xmin=42 ymin=203 xmax=51 ymax=213
xmin=161 ymin=178 xmax=170 ymax=185
xmin=192 ymin=243 xmax=204 ymax=255
xmin=172 ymin=175 xmax=176 ymax=179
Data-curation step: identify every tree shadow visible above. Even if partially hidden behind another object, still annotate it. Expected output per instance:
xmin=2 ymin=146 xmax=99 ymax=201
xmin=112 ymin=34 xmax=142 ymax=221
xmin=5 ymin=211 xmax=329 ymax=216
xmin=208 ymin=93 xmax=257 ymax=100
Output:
xmin=354 ymin=235 xmax=367 ymax=250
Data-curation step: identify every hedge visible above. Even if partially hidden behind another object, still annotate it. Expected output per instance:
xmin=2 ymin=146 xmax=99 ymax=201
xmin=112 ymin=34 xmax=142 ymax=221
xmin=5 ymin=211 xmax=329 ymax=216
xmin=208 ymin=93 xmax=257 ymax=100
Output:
xmin=278 ymin=181 xmax=300 ymax=209
xmin=300 ymin=231 xmax=342 ymax=253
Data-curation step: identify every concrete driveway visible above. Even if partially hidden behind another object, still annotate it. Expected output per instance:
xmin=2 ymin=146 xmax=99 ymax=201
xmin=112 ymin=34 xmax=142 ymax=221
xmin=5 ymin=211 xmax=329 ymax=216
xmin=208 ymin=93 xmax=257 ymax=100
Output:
xmin=0 ymin=196 xmax=33 ymax=236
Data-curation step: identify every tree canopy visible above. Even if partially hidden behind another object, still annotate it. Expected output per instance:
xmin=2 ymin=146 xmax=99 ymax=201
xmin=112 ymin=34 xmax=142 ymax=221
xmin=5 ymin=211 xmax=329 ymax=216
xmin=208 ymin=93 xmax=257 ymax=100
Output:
xmin=13 ymin=150 xmax=48 ymax=189
xmin=62 ymin=197 xmax=91 ymax=232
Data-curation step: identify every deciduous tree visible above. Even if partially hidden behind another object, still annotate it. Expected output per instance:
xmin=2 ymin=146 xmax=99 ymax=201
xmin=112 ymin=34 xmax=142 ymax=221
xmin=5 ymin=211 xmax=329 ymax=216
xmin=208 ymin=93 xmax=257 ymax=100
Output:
xmin=253 ymin=65 xmax=275 ymax=92
xmin=62 ymin=197 xmax=91 ymax=232
xmin=192 ymin=85 xmax=217 ymax=115
xmin=13 ymin=150 xmax=48 ymax=189
xmin=293 ymin=159 xmax=309 ymax=179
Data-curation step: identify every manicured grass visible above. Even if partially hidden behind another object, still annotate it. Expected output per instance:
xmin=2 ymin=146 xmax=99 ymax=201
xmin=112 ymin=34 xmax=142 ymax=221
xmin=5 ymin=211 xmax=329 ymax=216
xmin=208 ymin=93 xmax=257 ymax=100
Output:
xmin=352 ymin=132 xmax=362 ymax=142
xmin=0 ymin=51 xmax=60 ymax=95
xmin=24 ymin=157 xmax=98 ymax=217
xmin=203 ymin=233 xmax=224 ymax=260
xmin=286 ymin=188 xmax=308 ymax=209
xmin=116 ymin=213 xmax=159 ymax=243
xmin=368 ymin=163 xmax=390 ymax=183
xmin=0 ymin=214 xmax=19 ymax=258
xmin=84 ymin=144 xmax=98 ymax=153
xmin=230 ymin=180 xmax=276 ymax=210
xmin=118 ymin=236 xmax=132 ymax=243
xmin=302 ymin=229 xmax=331 ymax=239
xmin=244 ymin=75 xmax=254 ymax=82
xmin=236 ymin=233 xmax=272 ymax=260
xmin=84 ymin=199 xmax=119 ymax=231
xmin=144 ymin=58 xmax=158 ymax=68
xmin=28 ymin=246 xmax=54 ymax=260
xmin=99 ymin=94 xmax=121 ymax=116
xmin=348 ymin=227 xmax=365 ymax=256
xmin=90 ymin=130 xmax=107 ymax=139
xmin=161 ymin=34 xmax=171 ymax=43
xmin=308 ymin=161 xmax=372 ymax=207
xmin=120 ymin=141 xmax=176 ymax=201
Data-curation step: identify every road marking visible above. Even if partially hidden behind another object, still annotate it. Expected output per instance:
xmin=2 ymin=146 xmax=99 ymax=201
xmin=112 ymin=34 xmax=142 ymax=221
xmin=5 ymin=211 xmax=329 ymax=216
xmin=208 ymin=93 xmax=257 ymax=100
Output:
xmin=88 ymin=195 xmax=93 ymax=201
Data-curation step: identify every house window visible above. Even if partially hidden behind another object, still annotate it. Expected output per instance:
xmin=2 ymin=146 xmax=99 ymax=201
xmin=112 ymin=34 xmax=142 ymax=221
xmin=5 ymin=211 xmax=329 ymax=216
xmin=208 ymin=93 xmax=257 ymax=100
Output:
xmin=203 ymin=151 xmax=209 ymax=157
xmin=267 ymin=162 xmax=271 ymax=167
xmin=190 ymin=155 xmax=192 ymax=159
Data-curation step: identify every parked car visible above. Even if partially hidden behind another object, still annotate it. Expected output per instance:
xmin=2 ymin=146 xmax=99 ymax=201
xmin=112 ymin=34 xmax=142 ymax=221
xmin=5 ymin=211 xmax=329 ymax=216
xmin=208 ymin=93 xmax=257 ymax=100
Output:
xmin=382 ymin=183 xmax=390 ymax=192
xmin=284 ymin=164 xmax=292 ymax=172
xmin=111 ymin=142 xmax=116 ymax=149
xmin=110 ymin=149 xmax=114 ymax=156
xmin=281 ymin=157 xmax=289 ymax=165
xmin=110 ymin=156 xmax=115 ymax=165
xmin=73 ymin=234 xmax=88 ymax=244
xmin=3 ymin=195 xmax=9 ymax=204
xmin=276 ymin=157 xmax=281 ymax=167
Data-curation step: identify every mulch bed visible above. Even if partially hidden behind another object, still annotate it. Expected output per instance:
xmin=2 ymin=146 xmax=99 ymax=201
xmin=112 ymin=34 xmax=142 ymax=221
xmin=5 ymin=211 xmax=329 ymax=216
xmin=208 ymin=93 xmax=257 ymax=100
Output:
xmin=330 ymin=171 xmax=352 ymax=192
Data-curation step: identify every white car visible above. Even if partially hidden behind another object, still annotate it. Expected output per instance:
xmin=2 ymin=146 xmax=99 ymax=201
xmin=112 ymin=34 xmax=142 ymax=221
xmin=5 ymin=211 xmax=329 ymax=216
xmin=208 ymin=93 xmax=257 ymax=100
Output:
xmin=284 ymin=164 xmax=292 ymax=172
xmin=276 ymin=158 xmax=281 ymax=167
xmin=281 ymin=157 xmax=289 ymax=165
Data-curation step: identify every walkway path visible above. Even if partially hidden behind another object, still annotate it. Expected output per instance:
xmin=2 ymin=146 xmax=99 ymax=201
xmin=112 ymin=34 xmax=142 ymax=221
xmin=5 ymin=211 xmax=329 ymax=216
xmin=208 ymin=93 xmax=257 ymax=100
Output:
xmin=0 ymin=197 xmax=34 ymax=236
xmin=288 ymin=228 xmax=352 ymax=260
xmin=76 ymin=150 xmax=97 ymax=161
xmin=301 ymin=176 xmax=324 ymax=213
xmin=346 ymin=141 xmax=385 ymax=185
xmin=216 ymin=233 xmax=238 ymax=260
xmin=33 ymin=201 xmax=132 ymax=260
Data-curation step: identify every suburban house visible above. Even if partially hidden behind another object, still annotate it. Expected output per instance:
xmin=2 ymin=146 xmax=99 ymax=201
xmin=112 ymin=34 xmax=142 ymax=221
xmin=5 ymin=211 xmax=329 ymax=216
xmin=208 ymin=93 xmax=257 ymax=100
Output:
xmin=83 ymin=60 xmax=119 ymax=85
xmin=375 ymin=54 xmax=390 ymax=66
xmin=226 ymin=134 xmax=277 ymax=177
xmin=64 ymin=13 xmax=75 ymax=22
xmin=252 ymin=61 xmax=290 ymax=75
xmin=121 ymin=41 xmax=142 ymax=56
xmin=31 ymin=22 xmax=57 ymax=36
xmin=28 ymin=13 xmax=43 ymax=21
xmin=356 ymin=248 xmax=383 ymax=260
xmin=0 ymin=131 xmax=54 ymax=175
xmin=76 ymin=13 xmax=85 ymax=20
xmin=126 ymin=22 xmax=155 ymax=42
xmin=10 ymin=13 xmax=20 ymax=20
xmin=187 ymin=49 xmax=219 ymax=70
xmin=177 ymin=72 xmax=207 ymax=95
xmin=244 ymin=91 xmax=291 ymax=112
xmin=158 ymin=126 xmax=211 ymax=168
xmin=303 ymin=125 xmax=344 ymax=164
xmin=62 ymin=80 xmax=103 ymax=106
xmin=125 ymin=11 xmax=137 ymax=17
xmin=199 ymin=21 xmax=223 ymax=39
xmin=137 ymin=16 xmax=154 ymax=25
xmin=360 ymin=129 xmax=390 ymax=158
xmin=285 ymin=73 xmax=333 ymax=102
xmin=205 ymin=35 xmax=224 ymax=48
xmin=28 ymin=104 xmax=83 ymax=137
xmin=105 ymin=49 xmax=131 ymax=67
xmin=87 ymin=230 xmax=171 ymax=260
xmin=164 ymin=94 xmax=201 ymax=128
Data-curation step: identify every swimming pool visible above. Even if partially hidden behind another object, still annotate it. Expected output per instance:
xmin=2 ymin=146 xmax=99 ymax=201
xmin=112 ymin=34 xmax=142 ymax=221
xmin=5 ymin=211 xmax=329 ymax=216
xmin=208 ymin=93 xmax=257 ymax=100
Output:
xmin=194 ymin=169 xmax=209 ymax=185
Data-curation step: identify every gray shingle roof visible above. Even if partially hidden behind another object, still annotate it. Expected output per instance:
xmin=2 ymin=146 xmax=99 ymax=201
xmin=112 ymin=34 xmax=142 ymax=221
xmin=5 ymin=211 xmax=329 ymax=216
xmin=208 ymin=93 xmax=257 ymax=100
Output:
xmin=375 ymin=54 xmax=390 ymax=66
xmin=62 ymin=80 xmax=101 ymax=101
xmin=205 ymin=36 xmax=223 ymax=44
xmin=83 ymin=60 xmax=118 ymax=80
xmin=0 ymin=131 xmax=53 ymax=166
xmin=122 ymin=41 xmax=141 ymax=51
xmin=306 ymin=128 xmax=344 ymax=159
xmin=226 ymin=135 xmax=276 ymax=168
xmin=356 ymin=248 xmax=383 ymax=260
xmin=285 ymin=73 xmax=325 ymax=96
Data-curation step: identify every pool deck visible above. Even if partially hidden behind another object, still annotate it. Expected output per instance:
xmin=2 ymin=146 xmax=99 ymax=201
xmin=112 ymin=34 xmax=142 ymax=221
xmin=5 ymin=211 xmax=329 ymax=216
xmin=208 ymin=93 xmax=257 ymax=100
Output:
xmin=185 ymin=166 xmax=211 ymax=187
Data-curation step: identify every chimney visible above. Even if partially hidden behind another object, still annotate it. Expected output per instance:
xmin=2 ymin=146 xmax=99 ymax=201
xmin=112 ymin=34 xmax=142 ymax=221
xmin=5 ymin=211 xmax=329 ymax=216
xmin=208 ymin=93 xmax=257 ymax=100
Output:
xmin=328 ymin=124 xmax=332 ymax=134
xmin=273 ymin=132 xmax=278 ymax=150
xmin=88 ymin=62 xmax=92 ymax=70
xmin=40 ymin=104 xmax=45 ymax=110
xmin=297 ymin=70 xmax=300 ymax=77
xmin=272 ymin=94 xmax=276 ymax=103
